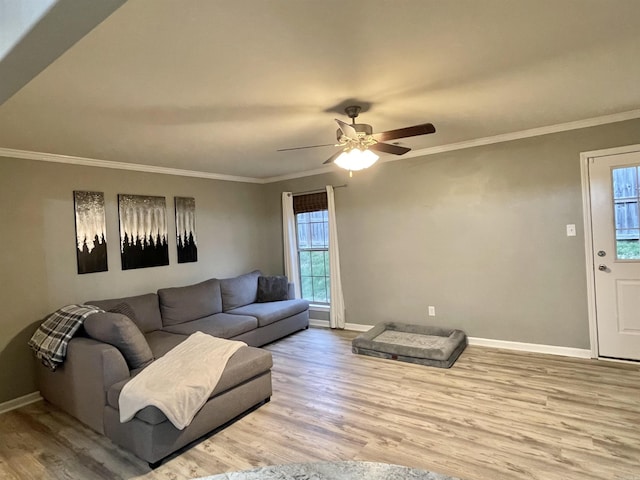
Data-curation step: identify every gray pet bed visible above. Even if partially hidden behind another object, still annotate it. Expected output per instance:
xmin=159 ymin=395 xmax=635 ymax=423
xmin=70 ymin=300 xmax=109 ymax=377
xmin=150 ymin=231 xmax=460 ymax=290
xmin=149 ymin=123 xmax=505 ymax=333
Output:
xmin=352 ymin=322 xmax=467 ymax=368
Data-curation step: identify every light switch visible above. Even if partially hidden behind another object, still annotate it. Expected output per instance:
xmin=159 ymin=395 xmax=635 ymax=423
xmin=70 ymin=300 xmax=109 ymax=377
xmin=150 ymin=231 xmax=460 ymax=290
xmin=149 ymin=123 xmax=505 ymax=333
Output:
xmin=566 ymin=224 xmax=576 ymax=237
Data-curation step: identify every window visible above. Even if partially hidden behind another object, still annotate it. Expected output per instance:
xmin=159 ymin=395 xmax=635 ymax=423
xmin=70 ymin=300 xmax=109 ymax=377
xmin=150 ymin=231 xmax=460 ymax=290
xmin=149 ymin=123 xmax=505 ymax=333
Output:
xmin=613 ymin=166 xmax=640 ymax=259
xmin=294 ymin=192 xmax=330 ymax=304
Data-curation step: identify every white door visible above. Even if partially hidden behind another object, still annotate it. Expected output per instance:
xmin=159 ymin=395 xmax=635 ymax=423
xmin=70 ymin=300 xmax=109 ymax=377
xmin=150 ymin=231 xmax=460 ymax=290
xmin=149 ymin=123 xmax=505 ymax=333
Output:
xmin=589 ymin=150 xmax=640 ymax=361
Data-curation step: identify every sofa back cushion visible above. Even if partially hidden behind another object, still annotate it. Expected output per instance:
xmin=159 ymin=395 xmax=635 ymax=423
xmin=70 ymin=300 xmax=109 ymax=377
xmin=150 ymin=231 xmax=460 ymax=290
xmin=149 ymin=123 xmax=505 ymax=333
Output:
xmin=84 ymin=312 xmax=154 ymax=370
xmin=157 ymin=278 xmax=222 ymax=326
xmin=86 ymin=293 xmax=162 ymax=333
xmin=220 ymin=270 xmax=261 ymax=311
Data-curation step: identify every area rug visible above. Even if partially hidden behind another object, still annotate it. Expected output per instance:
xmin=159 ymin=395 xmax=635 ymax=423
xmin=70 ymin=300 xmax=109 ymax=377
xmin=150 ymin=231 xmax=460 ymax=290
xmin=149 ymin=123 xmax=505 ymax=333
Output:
xmin=197 ymin=461 xmax=460 ymax=479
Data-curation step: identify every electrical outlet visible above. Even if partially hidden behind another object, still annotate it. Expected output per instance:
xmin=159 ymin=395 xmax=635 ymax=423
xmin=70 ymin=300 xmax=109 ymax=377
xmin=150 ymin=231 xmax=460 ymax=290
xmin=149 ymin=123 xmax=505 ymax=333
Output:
xmin=566 ymin=224 xmax=576 ymax=236
xmin=428 ymin=306 xmax=436 ymax=317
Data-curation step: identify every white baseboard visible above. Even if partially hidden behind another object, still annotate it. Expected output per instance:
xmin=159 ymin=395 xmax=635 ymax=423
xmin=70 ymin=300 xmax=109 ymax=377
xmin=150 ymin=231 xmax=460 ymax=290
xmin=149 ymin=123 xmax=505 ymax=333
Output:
xmin=467 ymin=337 xmax=592 ymax=359
xmin=309 ymin=319 xmax=371 ymax=332
xmin=0 ymin=391 xmax=42 ymax=415
xmin=310 ymin=320 xmax=593 ymax=359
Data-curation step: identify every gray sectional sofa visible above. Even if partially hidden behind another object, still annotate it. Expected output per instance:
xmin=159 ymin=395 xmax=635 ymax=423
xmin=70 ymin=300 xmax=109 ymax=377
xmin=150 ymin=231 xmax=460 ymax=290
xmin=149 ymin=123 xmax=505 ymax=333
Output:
xmin=37 ymin=270 xmax=309 ymax=466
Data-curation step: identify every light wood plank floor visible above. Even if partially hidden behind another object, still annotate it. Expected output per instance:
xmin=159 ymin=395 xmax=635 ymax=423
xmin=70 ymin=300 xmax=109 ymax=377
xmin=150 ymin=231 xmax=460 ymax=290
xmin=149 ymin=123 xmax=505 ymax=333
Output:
xmin=1 ymin=328 xmax=639 ymax=480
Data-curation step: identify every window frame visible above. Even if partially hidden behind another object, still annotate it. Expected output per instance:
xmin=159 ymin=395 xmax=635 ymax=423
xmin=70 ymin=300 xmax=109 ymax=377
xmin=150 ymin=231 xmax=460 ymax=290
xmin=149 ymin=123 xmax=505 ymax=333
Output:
xmin=295 ymin=209 xmax=331 ymax=305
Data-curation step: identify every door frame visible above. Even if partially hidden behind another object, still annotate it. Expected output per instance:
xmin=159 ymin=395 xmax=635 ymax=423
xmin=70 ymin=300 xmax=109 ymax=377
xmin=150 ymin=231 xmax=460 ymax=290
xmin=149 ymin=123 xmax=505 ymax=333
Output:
xmin=580 ymin=143 xmax=640 ymax=359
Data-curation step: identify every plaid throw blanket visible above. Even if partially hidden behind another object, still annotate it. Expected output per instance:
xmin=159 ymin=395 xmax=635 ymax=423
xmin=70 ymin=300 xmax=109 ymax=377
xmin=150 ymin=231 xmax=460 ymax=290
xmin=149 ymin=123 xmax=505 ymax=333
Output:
xmin=28 ymin=304 xmax=104 ymax=370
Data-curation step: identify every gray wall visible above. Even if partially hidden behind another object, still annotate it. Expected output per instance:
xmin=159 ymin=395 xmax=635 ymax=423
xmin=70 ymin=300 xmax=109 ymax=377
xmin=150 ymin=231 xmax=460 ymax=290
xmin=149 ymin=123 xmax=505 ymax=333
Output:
xmin=265 ymin=119 xmax=640 ymax=349
xmin=0 ymin=158 xmax=280 ymax=403
xmin=3 ymin=119 xmax=639 ymax=404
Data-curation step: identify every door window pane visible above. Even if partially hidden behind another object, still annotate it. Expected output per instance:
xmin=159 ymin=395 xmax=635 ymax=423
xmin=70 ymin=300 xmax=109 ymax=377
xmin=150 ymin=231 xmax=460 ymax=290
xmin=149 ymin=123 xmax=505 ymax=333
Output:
xmin=613 ymin=166 xmax=640 ymax=260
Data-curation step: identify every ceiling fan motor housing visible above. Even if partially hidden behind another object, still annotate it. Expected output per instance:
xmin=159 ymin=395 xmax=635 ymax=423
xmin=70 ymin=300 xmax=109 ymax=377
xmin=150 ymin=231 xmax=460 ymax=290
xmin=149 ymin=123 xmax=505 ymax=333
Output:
xmin=344 ymin=105 xmax=362 ymax=119
xmin=335 ymin=123 xmax=373 ymax=141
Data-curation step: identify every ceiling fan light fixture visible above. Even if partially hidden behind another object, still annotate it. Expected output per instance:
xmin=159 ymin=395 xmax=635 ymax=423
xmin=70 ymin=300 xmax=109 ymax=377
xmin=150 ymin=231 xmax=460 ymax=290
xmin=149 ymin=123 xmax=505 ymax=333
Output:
xmin=334 ymin=147 xmax=379 ymax=171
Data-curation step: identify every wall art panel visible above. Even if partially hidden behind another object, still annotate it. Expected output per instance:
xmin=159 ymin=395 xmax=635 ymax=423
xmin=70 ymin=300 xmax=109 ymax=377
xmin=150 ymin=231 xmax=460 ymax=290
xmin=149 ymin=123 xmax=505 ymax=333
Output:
xmin=175 ymin=196 xmax=198 ymax=263
xmin=118 ymin=194 xmax=169 ymax=270
xmin=74 ymin=191 xmax=108 ymax=274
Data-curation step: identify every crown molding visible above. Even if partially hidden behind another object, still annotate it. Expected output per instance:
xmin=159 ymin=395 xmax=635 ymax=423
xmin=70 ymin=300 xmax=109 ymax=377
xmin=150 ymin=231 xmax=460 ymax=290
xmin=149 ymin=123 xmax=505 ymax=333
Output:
xmin=0 ymin=147 xmax=264 ymax=184
xmin=262 ymin=165 xmax=336 ymax=183
xmin=2 ymin=108 xmax=640 ymax=184
xmin=263 ymin=108 xmax=640 ymax=183
xmin=378 ymin=108 xmax=640 ymax=166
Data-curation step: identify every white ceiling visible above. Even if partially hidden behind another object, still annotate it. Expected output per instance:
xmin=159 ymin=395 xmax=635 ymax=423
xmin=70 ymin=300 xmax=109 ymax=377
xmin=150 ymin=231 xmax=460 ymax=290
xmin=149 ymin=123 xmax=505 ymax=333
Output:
xmin=1 ymin=0 xmax=640 ymax=180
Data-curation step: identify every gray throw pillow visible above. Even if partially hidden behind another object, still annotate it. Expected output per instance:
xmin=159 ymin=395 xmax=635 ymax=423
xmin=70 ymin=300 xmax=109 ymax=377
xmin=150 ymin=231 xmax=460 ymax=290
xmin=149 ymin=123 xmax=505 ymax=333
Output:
xmin=84 ymin=312 xmax=154 ymax=370
xmin=257 ymin=275 xmax=289 ymax=302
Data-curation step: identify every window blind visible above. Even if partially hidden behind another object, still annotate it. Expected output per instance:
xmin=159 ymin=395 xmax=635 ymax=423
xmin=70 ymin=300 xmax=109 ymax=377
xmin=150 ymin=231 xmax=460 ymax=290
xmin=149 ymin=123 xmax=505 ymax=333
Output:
xmin=293 ymin=192 xmax=327 ymax=214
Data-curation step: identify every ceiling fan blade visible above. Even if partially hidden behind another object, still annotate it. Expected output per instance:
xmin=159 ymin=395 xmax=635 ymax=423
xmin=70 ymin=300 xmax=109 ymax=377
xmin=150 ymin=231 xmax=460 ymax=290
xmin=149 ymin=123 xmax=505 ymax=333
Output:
xmin=277 ymin=143 xmax=335 ymax=152
xmin=373 ymin=123 xmax=436 ymax=142
xmin=323 ymin=150 xmax=343 ymax=165
xmin=370 ymin=143 xmax=411 ymax=155
xmin=335 ymin=119 xmax=358 ymax=140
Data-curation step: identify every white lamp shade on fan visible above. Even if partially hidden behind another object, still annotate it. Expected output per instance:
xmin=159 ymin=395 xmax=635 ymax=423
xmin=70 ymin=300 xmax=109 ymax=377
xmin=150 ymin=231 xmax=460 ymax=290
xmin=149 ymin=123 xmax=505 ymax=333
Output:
xmin=334 ymin=148 xmax=379 ymax=171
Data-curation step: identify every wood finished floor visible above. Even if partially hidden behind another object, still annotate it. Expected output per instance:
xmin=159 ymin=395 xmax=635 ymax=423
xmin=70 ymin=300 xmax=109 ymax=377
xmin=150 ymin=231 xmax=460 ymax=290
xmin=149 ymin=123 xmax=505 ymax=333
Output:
xmin=1 ymin=327 xmax=639 ymax=480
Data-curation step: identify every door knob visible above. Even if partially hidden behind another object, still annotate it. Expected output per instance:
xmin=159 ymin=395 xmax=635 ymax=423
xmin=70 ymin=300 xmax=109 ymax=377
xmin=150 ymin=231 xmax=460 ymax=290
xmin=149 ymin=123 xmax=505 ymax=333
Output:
xmin=598 ymin=264 xmax=607 ymax=271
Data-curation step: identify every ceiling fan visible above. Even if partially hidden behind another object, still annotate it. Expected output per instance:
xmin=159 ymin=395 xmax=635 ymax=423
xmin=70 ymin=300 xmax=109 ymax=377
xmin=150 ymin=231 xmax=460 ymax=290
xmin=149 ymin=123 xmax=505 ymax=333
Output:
xmin=278 ymin=105 xmax=436 ymax=172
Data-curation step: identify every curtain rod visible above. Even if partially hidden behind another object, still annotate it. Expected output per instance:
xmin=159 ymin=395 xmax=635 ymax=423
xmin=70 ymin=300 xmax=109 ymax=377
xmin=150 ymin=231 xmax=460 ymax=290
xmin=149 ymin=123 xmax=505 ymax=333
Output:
xmin=291 ymin=184 xmax=347 ymax=196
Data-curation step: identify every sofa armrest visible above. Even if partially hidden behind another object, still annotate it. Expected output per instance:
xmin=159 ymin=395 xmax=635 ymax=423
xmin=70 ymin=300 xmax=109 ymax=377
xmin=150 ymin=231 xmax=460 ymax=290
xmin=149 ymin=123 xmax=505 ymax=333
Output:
xmin=287 ymin=282 xmax=296 ymax=300
xmin=37 ymin=337 xmax=130 ymax=434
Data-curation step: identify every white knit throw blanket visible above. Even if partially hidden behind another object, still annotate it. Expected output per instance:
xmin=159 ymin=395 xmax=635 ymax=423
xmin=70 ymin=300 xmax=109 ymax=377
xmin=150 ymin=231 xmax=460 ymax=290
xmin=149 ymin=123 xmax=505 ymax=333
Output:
xmin=119 ymin=332 xmax=246 ymax=430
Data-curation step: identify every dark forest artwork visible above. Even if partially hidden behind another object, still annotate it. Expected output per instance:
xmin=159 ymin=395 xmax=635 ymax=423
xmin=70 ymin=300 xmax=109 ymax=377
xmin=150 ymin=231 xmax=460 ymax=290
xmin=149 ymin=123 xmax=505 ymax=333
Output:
xmin=74 ymin=191 xmax=108 ymax=274
xmin=118 ymin=194 xmax=169 ymax=270
xmin=175 ymin=197 xmax=198 ymax=263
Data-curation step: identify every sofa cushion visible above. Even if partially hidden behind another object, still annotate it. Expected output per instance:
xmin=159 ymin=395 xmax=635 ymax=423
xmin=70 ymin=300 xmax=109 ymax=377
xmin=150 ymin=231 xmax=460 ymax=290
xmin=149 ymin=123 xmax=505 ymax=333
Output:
xmin=84 ymin=312 xmax=154 ymax=370
xmin=87 ymin=293 xmax=162 ymax=333
xmin=228 ymin=299 xmax=309 ymax=327
xmin=157 ymin=278 xmax=222 ymax=326
xmin=106 ymin=346 xmax=273 ymax=425
xmin=220 ymin=270 xmax=261 ymax=311
xmin=144 ymin=330 xmax=189 ymax=359
xmin=257 ymin=275 xmax=289 ymax=303
xmin=107 ymin=302 xmax=138 ymax=322
xmin=161 ymin=313 xmax=258 ymax=339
